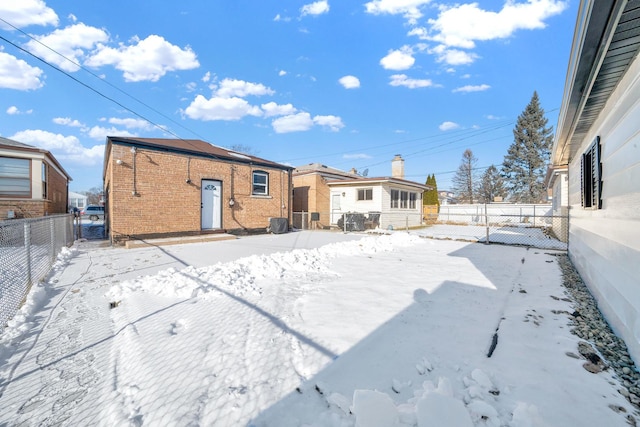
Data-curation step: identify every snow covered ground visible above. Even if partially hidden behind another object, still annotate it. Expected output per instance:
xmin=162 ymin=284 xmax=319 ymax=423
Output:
xmin=0 ymin=230 xmax=635 ymax=426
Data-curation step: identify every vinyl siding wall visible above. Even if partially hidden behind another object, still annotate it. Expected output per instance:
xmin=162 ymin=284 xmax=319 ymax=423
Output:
xmin=567 ymin=54 xmax=640 ymax=364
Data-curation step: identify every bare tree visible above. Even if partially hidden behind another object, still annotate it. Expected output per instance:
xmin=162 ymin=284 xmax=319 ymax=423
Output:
xmin=452 ymin=149 xmax=477 ymax=204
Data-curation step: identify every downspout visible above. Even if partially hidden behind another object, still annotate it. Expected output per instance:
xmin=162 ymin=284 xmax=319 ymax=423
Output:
xmin=131 ymin=146 xmax=138 ymax=196
xmin=288 ymin=169 xmax=293 ymax=229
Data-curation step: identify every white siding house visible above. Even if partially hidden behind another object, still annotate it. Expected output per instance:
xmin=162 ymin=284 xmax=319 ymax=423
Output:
xmin=327 ymin=178 xmax=428 ymax=230
xmin=551 ymin=0 xmax=640 ymax=364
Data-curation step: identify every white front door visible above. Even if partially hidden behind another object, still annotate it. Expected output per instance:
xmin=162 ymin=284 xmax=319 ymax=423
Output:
xmin=201 ymin=180 xmax=222 ymax=229
xmin=331 ymin=193 xmax=342 ymax=224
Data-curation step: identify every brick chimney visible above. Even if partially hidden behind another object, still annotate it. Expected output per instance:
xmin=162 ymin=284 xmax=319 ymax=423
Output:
xmin=391 ymin=154 xmax=404 ymax=179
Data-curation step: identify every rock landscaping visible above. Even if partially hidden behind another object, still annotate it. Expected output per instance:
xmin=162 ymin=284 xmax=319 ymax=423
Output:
xmin=556 ymin=254 xmax=640 ymax=423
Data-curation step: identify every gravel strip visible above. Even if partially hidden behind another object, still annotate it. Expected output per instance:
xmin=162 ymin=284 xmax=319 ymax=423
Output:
xmin=556 ymin=254 xmax=640 ymax=421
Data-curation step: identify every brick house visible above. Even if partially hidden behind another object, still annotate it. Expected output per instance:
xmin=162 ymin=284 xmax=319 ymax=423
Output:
xmin=0 ymin=137 xmax=71 ymax=220
xmin=104 ymin=137 xmax=293 ymax=243
xmin=292 ymin=163 xmax=360 ymax=229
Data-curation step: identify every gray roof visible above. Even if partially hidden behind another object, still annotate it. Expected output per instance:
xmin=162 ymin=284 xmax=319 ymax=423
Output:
xmin=553 ymin=0 xmax=640 ymax=166
xmin=293 ymin=163 xmax=360 ymax=179
xmin=0 ymin=136 xmax=35 ymax=149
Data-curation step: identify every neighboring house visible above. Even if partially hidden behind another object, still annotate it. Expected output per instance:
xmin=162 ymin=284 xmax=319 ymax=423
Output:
xmin=326 ymin=155 xmax=429 ymax=230
xmin=550 ymin=0 xmax=640 ymax=363
xmin=292 ymin=162 xmax=360 ymax=228
xmin=438 ymin=190 xmax=456 ymax=205
xmin=68 ymin=191 xmax=88 ymax=211
xmin=0 ymin=137 xmax=71 ymax=220
xmin=104 ymin=137 xmax=293 ymax=243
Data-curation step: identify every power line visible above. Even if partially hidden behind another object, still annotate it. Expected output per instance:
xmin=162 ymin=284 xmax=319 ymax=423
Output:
xmin=0 ymin=17 xmax=213 ymax=153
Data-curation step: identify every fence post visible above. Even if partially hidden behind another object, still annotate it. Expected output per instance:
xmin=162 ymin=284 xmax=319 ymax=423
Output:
xmin=24 ymin=222 xmax=32 ymax=286
xmin=485 ymin=203 xmax=490 ymax=244
xmin=343 ymin=213 xmax=347 ymax=233
xmin=406 ymin=214 xmax=409 ymax=232
xmin=50 ymin=218 xmax=56 ymax=262
xmin=533 ymin=205 xmax=536 ymax=227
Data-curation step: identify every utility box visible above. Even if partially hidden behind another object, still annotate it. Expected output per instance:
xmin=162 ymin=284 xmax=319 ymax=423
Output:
xmin=269 ymin=217 xmax=288 ymax=234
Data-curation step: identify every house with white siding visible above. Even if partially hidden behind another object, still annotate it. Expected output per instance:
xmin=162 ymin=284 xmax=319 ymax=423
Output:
xmin=326 ymin=155 xmax=429 ymax=230
xmin=550 ymin=0 xmax=640 ymax=364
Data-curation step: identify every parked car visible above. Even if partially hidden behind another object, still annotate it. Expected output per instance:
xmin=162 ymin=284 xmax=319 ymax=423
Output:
xmin=84 ymin=205 xmax=104 ymax=221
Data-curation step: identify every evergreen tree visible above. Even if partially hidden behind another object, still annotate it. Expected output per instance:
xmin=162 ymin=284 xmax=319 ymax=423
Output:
xmin=477 ymin=165 xmax=506 ymax=203
xmin=501 ymin=91 xmax=554 ymax=202
xmin=452 ymin=149 xmax=477 ymax=204
xmin=423 ymin=174 xmax=440 ymax=205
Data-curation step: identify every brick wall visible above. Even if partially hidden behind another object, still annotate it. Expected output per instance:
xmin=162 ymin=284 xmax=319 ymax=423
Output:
xmin=292 ymin=173 xmax=332 ymax=228
xmin=105 ymin=144 xmax=291 ymax=242
xmin=0 ymin=162 xmax=69 ymax=220
xmin=46 ymin=163 xmax=69 ymax=214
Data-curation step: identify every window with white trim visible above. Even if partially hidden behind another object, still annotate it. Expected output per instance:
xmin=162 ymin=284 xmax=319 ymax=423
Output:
xmin=390 ymin=189 xmax=399 ymax=208
xmin=252 ymin=170 xmax=269 ymax=196
xmin=0 ymin=157 xmax=30 ymax=197
xmin=581 ymin=136 xmax=602 ymax=209
xmin=400 ymin=190 xmax=408 ymax=208
xmin=357 ymin=188 xmax=372 ymax=201
xmin=409 ymin=192 xmax=417 ymax=209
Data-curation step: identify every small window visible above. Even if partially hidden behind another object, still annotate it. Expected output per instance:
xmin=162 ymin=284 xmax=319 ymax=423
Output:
xmin=581 ymin=136 xmax=602 ymax=209
xmin=252 ymin=170 xmax=269 ymax=196
xmin=42 ymin=163 xmax=48 ymax=199
xmin=400 ymin=191 xmax=408 ymax=208
xmin=409 ymin=192 xmax=417 ymax=209
xmin=0 ymin=157 xmax=30 ymax=197
xmin=390 ymin=189 xmax=399 ymax=208
xmin=357 ymin=188 xmax=372 ymax=201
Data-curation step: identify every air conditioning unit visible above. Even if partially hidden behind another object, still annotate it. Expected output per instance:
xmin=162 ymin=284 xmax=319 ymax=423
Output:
xmin=268 ymin=217 xmax=288 ymax=234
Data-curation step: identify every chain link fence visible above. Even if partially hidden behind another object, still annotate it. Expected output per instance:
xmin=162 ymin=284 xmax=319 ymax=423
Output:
xmin=0 ymin=214 xmax=75 ymax=331
xmin=293 ymin=204 xmax=568 ymax=250
xmin=293 ymin=211 xmax=424 ymax=232
xmin=421 ymin=204 xmax=568 ymax=250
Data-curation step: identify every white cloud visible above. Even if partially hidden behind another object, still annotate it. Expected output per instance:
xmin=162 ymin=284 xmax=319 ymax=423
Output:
xmin=428 ymin=0 xmax=567 ymax=49
xmin=274 ymin=14 xmax=292 ymax=22
xmin=6 ymin=106 xmax=32 ymax=115
xmin=380 ymin=46 xmax=415 ymax=70
xmin=389 ymin=74 xmax=433 ymax=88
xmin=343 ymin=153 xmax=372 ymax=159
xmin=215 ymin=78 xmax=275 ymax=98
xmin=0 ymin=51 xmax=44 ymax=90
xmin=453 ymin=84 xmax=490 ymax=93
xmin=107 ymin=117 xmax=152 ymax=129
xmin=87 ymin=126 xmax=137 ymax=141
xmin=339 ymin=75 xmax=360 ymax=89
xmin=184 ymin=95 xmax=262 ymax=121
xmin=9 ymin=129 xmax=103 ymax=166
xmin=439 ymin=121 xmax=460 ymax=131
xmin=279 ymin=70 xmax=287 ymax=76
xmin=0 ymin=0 xmax=58 ymax=30
xmin=202 ymin=71 xmax=211 ymax=82
xmin=86 ymin=35 xmax=199 ymax=82
xmin=486 ymin=114 xmax=503 ymax=120
xmin=364 ymin=0 xmax=431 ymax=25
xmin=313 ymin=115 xmax=344 ymax=132
xmin=261 ymin=102 xmax=297 ymax=117
xmin=26 ymin=23 xmax=109 ymax=73
xmin=68 ymin=13 xmax=77 ymax=23
xmin=431 ymin=45 xmax=478 ymax=65
xmin=53 ymin=117 xmax=85 ymax=127
xmin=300 ymin=1 xmax=330 ymax=17
xmin=272 ymin=112 xmax=314 ymax=133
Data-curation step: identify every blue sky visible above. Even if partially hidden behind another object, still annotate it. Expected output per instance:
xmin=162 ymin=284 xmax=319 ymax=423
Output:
xmin=1 ymin=0 xmax=575 ymax=192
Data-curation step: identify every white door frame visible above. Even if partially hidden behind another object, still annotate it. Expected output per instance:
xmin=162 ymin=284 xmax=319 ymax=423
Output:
xmin=201 ymin=179 xmax=222 ymax=229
